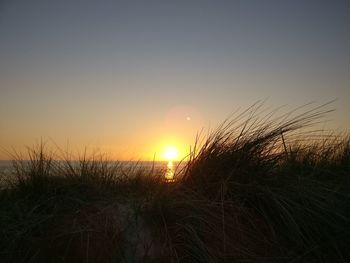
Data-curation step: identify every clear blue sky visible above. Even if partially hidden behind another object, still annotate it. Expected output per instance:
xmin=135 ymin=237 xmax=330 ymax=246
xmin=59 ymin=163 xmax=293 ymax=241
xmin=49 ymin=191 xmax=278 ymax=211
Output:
xmin=1 ymin=0 xmax=349 ymax=159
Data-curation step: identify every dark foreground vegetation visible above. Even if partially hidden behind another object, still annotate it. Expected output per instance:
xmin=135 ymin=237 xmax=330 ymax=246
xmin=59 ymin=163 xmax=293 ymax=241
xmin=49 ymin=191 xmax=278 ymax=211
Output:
xmin=1 ymin=103 xmax=349 ymax=262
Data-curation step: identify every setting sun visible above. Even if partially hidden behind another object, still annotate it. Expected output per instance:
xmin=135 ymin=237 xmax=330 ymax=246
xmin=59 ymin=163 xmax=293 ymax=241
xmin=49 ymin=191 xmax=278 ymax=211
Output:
xmin=163 ymin=146 xmax=179 ymax=161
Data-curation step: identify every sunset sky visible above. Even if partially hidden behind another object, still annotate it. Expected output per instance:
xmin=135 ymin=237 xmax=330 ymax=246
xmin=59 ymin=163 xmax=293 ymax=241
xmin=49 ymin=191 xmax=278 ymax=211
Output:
xmin=1 ymin=0 xmax=349 ymax=160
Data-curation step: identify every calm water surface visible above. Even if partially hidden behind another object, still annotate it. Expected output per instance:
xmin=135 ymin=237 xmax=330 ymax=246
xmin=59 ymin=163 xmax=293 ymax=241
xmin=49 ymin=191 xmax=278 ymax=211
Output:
xmin=0 ymin=160 xmax=182 ymax=181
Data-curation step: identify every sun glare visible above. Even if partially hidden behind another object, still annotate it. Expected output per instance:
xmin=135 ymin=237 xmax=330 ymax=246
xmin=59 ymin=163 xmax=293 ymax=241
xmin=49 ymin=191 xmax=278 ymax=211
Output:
xmin=163 ymin=146 xmax=179 ymax=161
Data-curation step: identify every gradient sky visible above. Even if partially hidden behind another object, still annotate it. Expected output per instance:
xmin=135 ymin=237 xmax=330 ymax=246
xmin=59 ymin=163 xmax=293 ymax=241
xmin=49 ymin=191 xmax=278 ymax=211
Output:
xmin=1 ymin=0 xmax=349 ymax=160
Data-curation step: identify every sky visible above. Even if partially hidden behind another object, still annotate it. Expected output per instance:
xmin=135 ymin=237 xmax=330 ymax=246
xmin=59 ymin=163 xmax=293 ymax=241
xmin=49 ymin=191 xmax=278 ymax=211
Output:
xmin=0 ymin=0 xmax=349 ymax=160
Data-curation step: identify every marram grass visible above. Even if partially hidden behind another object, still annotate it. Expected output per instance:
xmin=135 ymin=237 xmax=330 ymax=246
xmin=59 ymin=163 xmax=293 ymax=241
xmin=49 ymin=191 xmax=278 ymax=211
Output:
xmin=0 ymin=103 xmax=349 ymax=262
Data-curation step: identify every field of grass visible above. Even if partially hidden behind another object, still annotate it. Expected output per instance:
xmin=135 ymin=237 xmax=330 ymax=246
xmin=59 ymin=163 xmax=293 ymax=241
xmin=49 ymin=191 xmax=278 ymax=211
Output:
xmin=1 ymin=103 xmax=349 ymax=262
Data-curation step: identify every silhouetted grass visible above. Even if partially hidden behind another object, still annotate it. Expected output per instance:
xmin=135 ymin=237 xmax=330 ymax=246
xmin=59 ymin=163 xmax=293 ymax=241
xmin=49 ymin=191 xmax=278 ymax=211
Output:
xmin=0 ymin=103 xmax=349 ymax=262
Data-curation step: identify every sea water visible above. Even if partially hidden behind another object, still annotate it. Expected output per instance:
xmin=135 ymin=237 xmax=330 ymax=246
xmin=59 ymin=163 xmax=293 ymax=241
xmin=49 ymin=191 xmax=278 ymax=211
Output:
xmin=0 ymin=160 xmax=181 ymax=183
xmin=0 ymin=160 xmax=13 ymax=174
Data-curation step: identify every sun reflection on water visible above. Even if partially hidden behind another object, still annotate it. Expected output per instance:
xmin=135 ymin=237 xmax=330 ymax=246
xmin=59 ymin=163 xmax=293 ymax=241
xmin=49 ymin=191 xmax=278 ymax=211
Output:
xmin=165 ymin=161 xmax=175 ymax=182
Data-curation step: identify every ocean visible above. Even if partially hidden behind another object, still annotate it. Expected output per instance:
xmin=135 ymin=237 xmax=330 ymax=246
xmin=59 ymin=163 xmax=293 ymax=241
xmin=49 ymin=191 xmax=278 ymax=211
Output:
xmin=0 ymin=160 xmax=183 ymax=183
xmin=0 ymin=160 xmax=13 ymax=174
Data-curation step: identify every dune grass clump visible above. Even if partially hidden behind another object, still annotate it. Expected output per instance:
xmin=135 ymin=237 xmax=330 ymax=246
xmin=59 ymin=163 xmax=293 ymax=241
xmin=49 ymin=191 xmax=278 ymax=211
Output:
xmin=0 ymin=102 xmax=349 ymax=262
xmin=0 ymin=149 xmax=169 ymax=262
xmin=162 ymin=102 xmax=350 ymax=262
